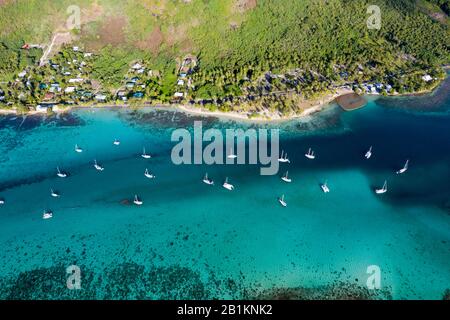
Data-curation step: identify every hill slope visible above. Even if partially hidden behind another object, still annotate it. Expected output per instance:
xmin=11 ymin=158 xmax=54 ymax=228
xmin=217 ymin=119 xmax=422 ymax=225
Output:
xmin=0 ymin=0 xmax=449 ymax=115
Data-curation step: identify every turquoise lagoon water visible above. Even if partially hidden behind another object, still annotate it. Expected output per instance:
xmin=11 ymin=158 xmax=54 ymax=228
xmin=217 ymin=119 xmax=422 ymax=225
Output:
xmin=0 ymin=87 xmax=449 ymax=299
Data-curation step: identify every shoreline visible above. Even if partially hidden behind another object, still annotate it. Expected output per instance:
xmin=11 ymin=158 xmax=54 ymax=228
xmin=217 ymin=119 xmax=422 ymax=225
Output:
xmin=0 ymin=77 xmax=447 ymax=123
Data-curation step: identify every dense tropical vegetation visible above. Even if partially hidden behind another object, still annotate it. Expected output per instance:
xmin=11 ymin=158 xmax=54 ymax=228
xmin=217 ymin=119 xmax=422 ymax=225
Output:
xmin=0 ymin=0 xmax=449 ymax=116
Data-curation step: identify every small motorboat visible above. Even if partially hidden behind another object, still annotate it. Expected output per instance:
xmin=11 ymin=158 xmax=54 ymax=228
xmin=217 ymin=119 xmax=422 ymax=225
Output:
xmin=50 ymin=189 xmax=60 ymax=198
xmin=75 ymin=144 xmax=83 ymax=153
xmin=222 ymin=177 xmax=235 ymax=191
xmin=141 ymin=147 xmax=151 ymax=159
xmin=305 ymin=148 xmax=315 ymax=160
xmin=42 ymin=210 xmax=53 ymax=220
xmin=144 ymin=168 xmax=155 ymax=179
xmin=56 ymin=167 xmax=67 ymax=178
xmin=321 ymin=181 xmax=330 ymax=193
xmin=365 ymin=146 xmax=373 ymax=159
xmin=281 ymin=171 xmax=292 ymax=183
xmin=396 ymin=160 xmax=409 ymax=175
xmin=278 ymin=195 xmax=287 ymax=207
xmin=94 ymin=159 xmax=105 ymax=171
xmin=375 ymin=180 xmax=388 ymax=194
xmin=133 ymin=195 xmax=143 ymax=206
xmin=203 ymin=173 xmax=214 ymax=185
xmin=113 ymin=139 xmax=121 ymax=146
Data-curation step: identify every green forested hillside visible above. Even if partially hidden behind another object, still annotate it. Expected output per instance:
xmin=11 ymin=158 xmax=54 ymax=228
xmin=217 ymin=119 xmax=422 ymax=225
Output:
xmin=0 ymin=0 xmax=449 ymax=114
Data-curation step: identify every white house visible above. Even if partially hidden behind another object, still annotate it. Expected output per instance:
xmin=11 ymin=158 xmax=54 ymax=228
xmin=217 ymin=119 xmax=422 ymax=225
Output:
xmin=174 ymin=92 xmax=184 ymax=98
xmin=18 ymin=71 xmax=27 ymax=78
xmin=422 ymin=74 xmax=433 ymax=82
xmin=132 ymin=63 xmax=142 ymax=70
xmin=36 ymin=105 xmax=51 ymax=113
xmin=68 ymin=78 xmax=84 ymax=83
xmin=95 ymin=94 xmax=107 ymax=102
xmin=65 ymin=87 xmax=76 ymax=93
xmin=177 ymin=79 xmax=185 ymax=86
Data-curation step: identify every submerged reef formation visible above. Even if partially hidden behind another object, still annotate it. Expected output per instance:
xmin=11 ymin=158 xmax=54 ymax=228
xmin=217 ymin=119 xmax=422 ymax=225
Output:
xmin=0 ymin=259 xmax=395 ymax=300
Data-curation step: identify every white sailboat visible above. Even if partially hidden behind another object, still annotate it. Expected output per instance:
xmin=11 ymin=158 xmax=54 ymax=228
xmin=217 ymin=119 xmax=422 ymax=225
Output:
xmin=50 ymin=189 xmax=60 ymax=198
xmin=141 ymin=147 xmax=151 ymax=159
xmin=75 ymin=144 xmax=83 ymax=153
xmin=396 ymin=159 xmax=409 ymax=175
xmin=222 ymin=177 xmax=235 ymax=191
xmin=42 ymin=210 xmax=53 ymax=220
xmin=227 ymin=148 xmax=237 ymax=159
xmin=202 ymin=173 xmax=214 ymax=185
xmin=305 ymin=148 xmax=315 ymax=160
xmin=113 ymin=139 xmax=121 ymax=146
xmin=281 ymin=171 xmax=292 ymax=183
xmin=365 ymin=146 xmax=373 ymax=159
xmin=321 ymin=181 xmax=330 ymax=193
xmin=375 ymin=180 xmax=388 ymax=194
xmin=278 ymin=151 xmax=290 ymax=163
xmin=144 ymin=168 xmax=155 ymax=179
xmin=0 ymin=199 xmax=4 ymax=205
xmin=94 ymin=159 xmax=105 ymax=171
xmin=56 ymin=167 xmax=67 ymax=178
xmin=133 ymin=195 xmax=143 ymax=206
xmin=278 ymin=195 xmax=287 ymax=207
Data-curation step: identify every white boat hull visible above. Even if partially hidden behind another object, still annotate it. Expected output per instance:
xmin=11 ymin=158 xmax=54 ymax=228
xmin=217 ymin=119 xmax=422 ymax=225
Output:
xmin=223 ymin=183 xmax=234 ymax=191
xmin=43 ymin=213 xmax=53 ymax=220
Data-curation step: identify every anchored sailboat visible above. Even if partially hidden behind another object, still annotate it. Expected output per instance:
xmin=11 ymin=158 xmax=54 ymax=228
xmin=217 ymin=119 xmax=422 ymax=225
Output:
xmin=144 ymin=168 xmax=155 ymax=179
xmin=396 ymin=159 xmax=409 ymax=175
xmin=113 ymin=139 xmax=120 ymax=146
xmin=75 ymin=144 xmax=83 ymax=153
xmin=141 ymin=147 xmax=151 ymax=159
xmin=227 ymin=148 xmax=237 ymax=159
xmin=94 ymin=159 xmax=105 ymax=171
xmin=281 ymin=171 xmax=292 ymax=183
xmin=50 ymin=189 xmax=60 ymax=198
xmin=375 ymin=180 xmax=388 ymax=194
xmin=278 ymin=151 xmax=290 ymax=163
xmin=203 ymin=173 xmax=214 ymax=185
xmin=0 ymin=199 xmax=4 ymax=205
xmin=365 ymin=146 xmax=373 ymax=159
xmin=42 ymin=210 xmax=53 ymax=220
xmin=305 ymin=148 xmax=315 ymax=160
xmin=223 ymin=177 xmax=235 ymax=191
xmin=133 ymin=195 xmax=143 ymax=206
xmin=278 ymin=195 xmax=287 ymax=207
xmin=321 ymin=181 xmax=330 ymax=193
xmin=56 ymin=167 xmax=67 ymax=178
